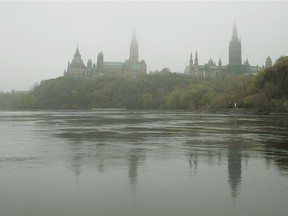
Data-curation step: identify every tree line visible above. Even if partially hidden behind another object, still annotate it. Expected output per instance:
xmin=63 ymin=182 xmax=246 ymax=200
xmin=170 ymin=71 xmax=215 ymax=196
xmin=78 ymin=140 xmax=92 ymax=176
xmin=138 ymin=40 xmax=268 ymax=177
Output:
xmin=1 ymin=56 xmax=287 ymax=113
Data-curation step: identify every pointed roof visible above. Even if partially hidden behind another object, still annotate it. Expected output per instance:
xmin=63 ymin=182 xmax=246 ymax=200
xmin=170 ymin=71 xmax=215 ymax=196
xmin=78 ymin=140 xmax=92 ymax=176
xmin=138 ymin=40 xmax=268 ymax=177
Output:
xmin=218 ymin=58 xmax=222 ymax=67
xmin=231 ymin=23 xmax=239 ymax=41
xmin=74 ymin=46 xmax=81 ymax=58
xmin=131 ymin=31 xmax=138 ymax=45
xmin=195 ymin=51 xmax=198 ymax=61
xmin=194 ymin=51 xmax=198 ymax=65
xmin=69 ymin=45 xmax=86 ymax=69
xmin=189 ymin=53 xmax=193 ymax=66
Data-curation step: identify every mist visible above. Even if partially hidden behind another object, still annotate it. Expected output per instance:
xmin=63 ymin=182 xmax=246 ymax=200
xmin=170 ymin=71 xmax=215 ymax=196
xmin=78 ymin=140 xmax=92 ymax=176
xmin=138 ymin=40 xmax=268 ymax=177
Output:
xmin=0 ymin=1 xmax=287 ymax=91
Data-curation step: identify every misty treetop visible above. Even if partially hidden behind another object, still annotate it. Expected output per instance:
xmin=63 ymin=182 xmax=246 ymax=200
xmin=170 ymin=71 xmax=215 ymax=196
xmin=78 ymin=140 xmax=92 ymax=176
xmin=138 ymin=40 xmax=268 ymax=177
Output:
xmin=245 ymin=56 xmax=288 ymax=113
xmin=0 ymin=73 xmax=258 ymax=111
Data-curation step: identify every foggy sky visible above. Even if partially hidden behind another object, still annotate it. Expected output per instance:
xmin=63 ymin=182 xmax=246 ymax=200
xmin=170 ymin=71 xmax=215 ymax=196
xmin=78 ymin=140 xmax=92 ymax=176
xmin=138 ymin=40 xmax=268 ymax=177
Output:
xmin=0 ymin=1 xmax=287 ymax=91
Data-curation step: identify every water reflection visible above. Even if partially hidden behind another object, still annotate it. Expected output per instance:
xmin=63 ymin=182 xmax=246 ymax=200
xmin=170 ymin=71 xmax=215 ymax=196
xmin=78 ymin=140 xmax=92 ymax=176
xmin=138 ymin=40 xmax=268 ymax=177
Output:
xmin=188 ymin=152 xmax=198 ymax=174
xmin=3 ymin=112 xmax=288 ymax=195
xmin=51 ymin=111 xmax=149 ymax=189
xmin=128 ymin=148 xmax=145 ymax=186
xmin=1 ymin=111 xmax=288 ymax=216
xmin=227 ymin=115 xmax=242 ymax=200
xmin=228 ymin=144 xmax=242 ymax=200
xmin=265 ymin=138 xmax=288 ymax=174
xmin=37 ymin=112 xmax=288 ymax=200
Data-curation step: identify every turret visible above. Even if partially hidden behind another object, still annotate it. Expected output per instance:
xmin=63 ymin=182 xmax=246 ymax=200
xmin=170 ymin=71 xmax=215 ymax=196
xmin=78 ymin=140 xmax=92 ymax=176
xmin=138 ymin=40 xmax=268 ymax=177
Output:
xmin=208 ymin=58 xmax=214 ymax=66
xmin=189 ymin=53 xmax=193 ymax=68
xmin=218 ymin=58 xmax=222 ymax=67
xmin=87 ymin=59 xmax=92 ymax=69
xmin=97 ymin=52 xmax=104 ymax=71
xmin=265 ymin=56 xmax=272 ymax=68
xmin=194 ymin=51 xmax=199 ymax=66
xmin=244 ymin=58 xmax=250 ymax=65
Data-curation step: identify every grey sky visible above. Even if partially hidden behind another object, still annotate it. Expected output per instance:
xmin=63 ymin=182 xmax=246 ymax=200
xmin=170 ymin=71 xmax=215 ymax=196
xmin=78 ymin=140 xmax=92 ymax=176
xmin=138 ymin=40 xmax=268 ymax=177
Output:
xmin=0 ymin=1 xmax=287 ymax=91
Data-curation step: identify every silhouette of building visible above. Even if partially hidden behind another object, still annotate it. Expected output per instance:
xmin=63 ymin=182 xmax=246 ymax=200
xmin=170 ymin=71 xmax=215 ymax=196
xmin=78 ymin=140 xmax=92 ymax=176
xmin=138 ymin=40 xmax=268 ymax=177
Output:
xmin=228 ymin=23 xmax=250 ymax=73
xmin=184 ymin=24 xmax=264 ymax=76
xmin=64 ymin=46 xmax=88 ymax=77
xmin=64 ymin=32 xmax=146 ymax=78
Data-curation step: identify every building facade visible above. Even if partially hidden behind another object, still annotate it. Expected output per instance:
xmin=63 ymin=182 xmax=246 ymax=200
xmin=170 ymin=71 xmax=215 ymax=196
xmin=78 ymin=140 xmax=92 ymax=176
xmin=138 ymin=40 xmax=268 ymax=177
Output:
xmin=184 ymin=51 xmax=225 ymax=77
xmin=185 ymin=24 xmax=266 ymax=76
xmin=64 ymin=33 xmax=147 ymax=78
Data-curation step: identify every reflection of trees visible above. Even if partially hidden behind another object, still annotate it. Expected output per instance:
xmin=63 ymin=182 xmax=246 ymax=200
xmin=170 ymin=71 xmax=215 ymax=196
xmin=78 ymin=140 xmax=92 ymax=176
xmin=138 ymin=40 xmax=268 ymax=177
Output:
xmin=264 ymin=116 xmax=288 ymax=173
xmin=186 ymin=142 xmax=243 ymax=200
xmin=265 ymin=139 xmax=288 ymax=173
xmin=64 ymin=136 xmax=147 ymax=189
xmin=56 ymin=115 xmax=148 ymax=189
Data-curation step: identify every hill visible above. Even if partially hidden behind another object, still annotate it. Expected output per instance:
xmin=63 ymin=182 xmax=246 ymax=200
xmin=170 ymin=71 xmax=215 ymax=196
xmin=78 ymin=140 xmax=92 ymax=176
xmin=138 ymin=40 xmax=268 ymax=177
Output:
xmin=1 ymin=57 xmax=287 ymax=113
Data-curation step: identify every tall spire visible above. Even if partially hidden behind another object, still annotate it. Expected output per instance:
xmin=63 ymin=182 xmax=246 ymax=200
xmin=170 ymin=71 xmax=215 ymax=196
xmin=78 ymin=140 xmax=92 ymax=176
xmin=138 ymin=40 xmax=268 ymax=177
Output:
xmin=229 ymin=23 xmax=242 ymax=65
xmin=74 ymin=45 xmax=81 ymax=59
xmin=132 ymin=31 xmax=137 ymax=44
xmin=189 ymin=53 xmax=193 ymax=67
xmin=232 ymin=23 xmax=238 ymax=41
xmin=129 ymin=31 xmax=139 ymax=64
xmin=194 ymin=51 xmax=198 ymax=66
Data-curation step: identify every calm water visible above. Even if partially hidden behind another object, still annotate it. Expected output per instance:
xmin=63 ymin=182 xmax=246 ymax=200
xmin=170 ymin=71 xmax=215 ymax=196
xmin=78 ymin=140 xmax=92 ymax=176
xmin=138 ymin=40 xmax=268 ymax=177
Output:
xmin=0 ymin=110 xmax=288 ymax=216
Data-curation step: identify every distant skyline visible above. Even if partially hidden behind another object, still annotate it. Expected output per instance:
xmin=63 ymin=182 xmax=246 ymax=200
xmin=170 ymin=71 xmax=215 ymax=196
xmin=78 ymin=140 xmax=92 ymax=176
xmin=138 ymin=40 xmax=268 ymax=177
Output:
xmin=0 ymin=1 xmax=288 ymax=91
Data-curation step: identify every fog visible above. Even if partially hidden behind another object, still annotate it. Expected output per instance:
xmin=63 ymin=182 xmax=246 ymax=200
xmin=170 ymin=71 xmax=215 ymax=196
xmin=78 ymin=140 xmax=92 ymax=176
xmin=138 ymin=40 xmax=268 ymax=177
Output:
xmin=0 ymin=1 xmax=287 ymax=91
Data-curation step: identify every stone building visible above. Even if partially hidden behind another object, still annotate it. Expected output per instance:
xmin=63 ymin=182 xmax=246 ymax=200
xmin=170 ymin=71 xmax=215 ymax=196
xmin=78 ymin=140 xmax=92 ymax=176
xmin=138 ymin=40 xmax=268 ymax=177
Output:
xmin=184 ymin=24 xmax=264 ymax=76
xmin=228 ymin=24 xmax=250 ymax=73
xmin=184 ymin=51 xmax=225 ymax=77
xmin=64 ymin=46 xmax=87 ymax=77
xmin=64 ymin=33 xmax=146 ymax=78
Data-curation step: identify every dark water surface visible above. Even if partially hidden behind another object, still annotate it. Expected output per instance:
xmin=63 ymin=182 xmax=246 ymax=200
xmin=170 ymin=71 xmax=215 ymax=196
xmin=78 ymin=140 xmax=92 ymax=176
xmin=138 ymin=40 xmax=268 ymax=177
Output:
xmin=0 ymin=110 xmax=288 ymax=216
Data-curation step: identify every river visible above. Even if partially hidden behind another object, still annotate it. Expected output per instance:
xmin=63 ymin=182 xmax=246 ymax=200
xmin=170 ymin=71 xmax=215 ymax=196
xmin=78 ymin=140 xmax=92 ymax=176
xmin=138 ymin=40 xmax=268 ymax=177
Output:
xmin=0 ymin=110 xmax=288 ymax=216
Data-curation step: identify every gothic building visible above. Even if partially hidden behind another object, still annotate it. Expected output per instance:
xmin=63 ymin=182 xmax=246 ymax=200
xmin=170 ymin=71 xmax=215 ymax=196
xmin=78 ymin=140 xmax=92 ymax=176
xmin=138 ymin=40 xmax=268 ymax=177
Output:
xmin=184 ymin=51 xmax=224 ymax=77
xmin=185 ymin=24 xmax=265 ymax=76
xmin=227 ymin=24 xmax=250 ymax=73
xmin=64 ymin=46 xmax=87 ymax=77
xmin=64 ymin=33 xmax=146 ymax=78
